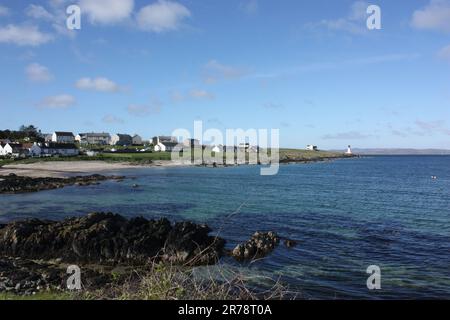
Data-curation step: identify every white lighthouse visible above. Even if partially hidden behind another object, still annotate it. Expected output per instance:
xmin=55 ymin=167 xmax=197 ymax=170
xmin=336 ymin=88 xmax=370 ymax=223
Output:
xmin=346 ymin=145 xmax=352 ymax=155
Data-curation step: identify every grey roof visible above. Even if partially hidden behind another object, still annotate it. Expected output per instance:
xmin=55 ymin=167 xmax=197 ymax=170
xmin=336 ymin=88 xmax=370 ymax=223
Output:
xmin=54 ymin=131 xmax=74 ymax=137
xmin=80 ymin=132 xmax=110 ymax=138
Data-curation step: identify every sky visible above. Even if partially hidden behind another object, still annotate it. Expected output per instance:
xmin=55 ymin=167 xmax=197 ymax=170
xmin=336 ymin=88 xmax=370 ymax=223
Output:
xmin=0 ymin=0 xmax=449 ymax=149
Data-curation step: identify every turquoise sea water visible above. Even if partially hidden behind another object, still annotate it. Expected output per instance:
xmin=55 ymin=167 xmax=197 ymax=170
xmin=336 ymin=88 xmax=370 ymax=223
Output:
xmin=1 ymin=156 xmax=449 ymax=299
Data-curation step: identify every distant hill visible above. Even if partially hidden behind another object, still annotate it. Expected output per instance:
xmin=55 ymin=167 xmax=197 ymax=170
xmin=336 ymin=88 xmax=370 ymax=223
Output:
xmin=330 ymin=148 xmax=450 ymax=155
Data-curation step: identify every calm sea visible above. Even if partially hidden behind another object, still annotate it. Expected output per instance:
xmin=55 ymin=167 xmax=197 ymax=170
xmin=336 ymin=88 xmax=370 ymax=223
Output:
xmin=1 ymin=156 xmax=449 ymax=299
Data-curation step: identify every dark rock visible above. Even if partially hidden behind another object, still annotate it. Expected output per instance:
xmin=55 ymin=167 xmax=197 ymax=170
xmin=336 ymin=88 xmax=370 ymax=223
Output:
xmin=283 ymin=239 xmax=298 ymax=248
xmin=0 ymin=256 xmax=112 ymax=295
xmin=163 ymin=222 xmax=225 ymax=265
xmin=0 ymin=213 xmax=225 ymax=266
xmin=0 ymin=174 xmax=125 ymax=194
xmin=232 ymin=231 xmax=280 ymax=261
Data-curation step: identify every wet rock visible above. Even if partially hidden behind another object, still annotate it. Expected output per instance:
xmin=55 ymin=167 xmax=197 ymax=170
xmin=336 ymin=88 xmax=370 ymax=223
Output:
xmin=283 ymin=239 xmax=298 ymax=248
xmin=0 ymin=213 xmax=225 ymax=266
xmin=0 ymin=174 xmax=125 ymax=194
xmin=0 ymin=256 xmax=112 ymax=295
xmin=232 ymin=231 xmax=280 ymax=261
xmin=163 ymin=222 xmax=225 ymax=265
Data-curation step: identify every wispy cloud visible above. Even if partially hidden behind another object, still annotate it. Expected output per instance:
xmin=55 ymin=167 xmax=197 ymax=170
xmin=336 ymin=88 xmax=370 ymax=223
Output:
xmin=171 ymin=89 xmax=215 ymax=102
xmin=307 ymin=1 xmax=369 ymax=35
xmin=38 ymin=94 xmax=75 ymax=109
xmin=239 ymin=0 xmax=258 ymax=15
xmin=102 ymin=114 xmax=124 ymax=124
xmin=411 ymin=0 xmax=450 ymax=33
xmin=25 ymin=63 xmax=53 ymax=82
xmin=0 ymin=5 xmax=10 ymax=17
xmin=127 ymin=99 xmax=162 ymax=117
xmin=322 ymin=131 xmax=373 ymax=140
xmin=203 ymin=60 xmax=247 ymax=83
xmin=189 ymin=89 xmax=215 ymax=100
xmin=252 ymin=53 xmax=420 ymax=80
xmin=263 ymin=102 xmax=283 ymax=109
xmin=25 ymin=4 xmax=54 ymax=21
xmin=137 ymin=0 xmax=191 ymax=32
xmin=75 ymin=77 xmax=122 ymax=93
xmin=437 ymin=44 xmax=450 ymax=61
xmin=415 ymin=119 xmax=450 ymax=135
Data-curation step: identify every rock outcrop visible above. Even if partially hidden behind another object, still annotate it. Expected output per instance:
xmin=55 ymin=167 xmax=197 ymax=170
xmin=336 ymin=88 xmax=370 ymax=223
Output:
xmin=0 ymin=213 xmax=225 ymax=266
xmin=0 ymin=173 xmax=124 ymax=194
xmin=232 ymin=231 xmax=280 ymax=261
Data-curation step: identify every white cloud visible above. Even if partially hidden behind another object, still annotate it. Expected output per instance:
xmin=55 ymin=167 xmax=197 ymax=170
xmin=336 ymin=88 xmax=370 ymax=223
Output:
xmin=438 ymin=44 xmax=450 ymax=61
xmin=203 ymin=60 xmax=247 ymax=83
xmin=25 ymin=63 xmax=53 ymax=82
xmin=411 ymin=0 xmax=450 ymax=33
xmin=308 ymin=1 xmax=369 ymax=35
xmin=75 ymin=77 xmax=121 ymax=92
xmin=38 ymin=94 xmax=75 ymax=109
xmin=102 ymin=114 xmax=124 ymax=124
xmin=80 ymin=0 xmax=134 ymax=24
xmin=25 ymin=4 xmax=54 ymax=20
xmin=0 ymin=24 xmax=53 ymax=46
xmin=137 ymin=0 xmax=191 ymax=32
xmin=0 ymin=5 xmax=10 ymax=16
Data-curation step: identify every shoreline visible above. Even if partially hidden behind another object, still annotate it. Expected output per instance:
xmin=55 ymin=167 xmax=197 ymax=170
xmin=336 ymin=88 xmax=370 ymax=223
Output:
xmin=0 ymin=154 xmax=355 ymax=178
xmin=0 ymin=160 xmax=188 ymax=178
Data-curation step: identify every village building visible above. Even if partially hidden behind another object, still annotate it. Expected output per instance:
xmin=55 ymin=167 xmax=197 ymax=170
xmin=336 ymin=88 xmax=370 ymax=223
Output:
xmin=132 ymin=134 xmax=143 ymax=145
xmin=43 ymin=133 xmax=53 ymax=142
xmin=306 ymin=145 xmax=318 ymax=151
xmin=29 ymin=142 xmax=42 ymax=156
xmin=52 ymin=132 xmax=75 ymax=144
xmin=211 ymin=145 xmax=221 ymax=153
xmin=41 ymin=142 xmax=79 ymax=156
xmin=152 ymin=136 xmax=179 ymax=152
xmin=183 ymin=139 xmax=201 ymax=148
xmin=76 ymin=133 xmax=111 ymax=145
xmin=110 ymin=134 xmax=133 ymax=146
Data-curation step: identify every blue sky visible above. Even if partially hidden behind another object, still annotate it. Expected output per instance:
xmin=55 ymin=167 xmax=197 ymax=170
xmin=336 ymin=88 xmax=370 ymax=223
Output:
xmin=0 ymin=0 xmax=449 ymax=149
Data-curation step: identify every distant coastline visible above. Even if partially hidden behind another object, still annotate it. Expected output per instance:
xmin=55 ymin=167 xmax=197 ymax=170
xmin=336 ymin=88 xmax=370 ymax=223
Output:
xmin=330 ymin=148 xmax=450 ymax=155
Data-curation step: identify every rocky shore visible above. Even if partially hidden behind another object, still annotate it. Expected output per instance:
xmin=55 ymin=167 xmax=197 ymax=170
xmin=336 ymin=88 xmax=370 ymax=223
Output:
xmin=0 ymin=173 xmax=124 ymax=194
xmin=0 ymin=213 xmax=298 ymax=296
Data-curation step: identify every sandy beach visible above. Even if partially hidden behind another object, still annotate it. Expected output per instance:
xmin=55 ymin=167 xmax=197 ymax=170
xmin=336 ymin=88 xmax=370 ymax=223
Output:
xmin=0 ymin=160 xmax=187 ymax=178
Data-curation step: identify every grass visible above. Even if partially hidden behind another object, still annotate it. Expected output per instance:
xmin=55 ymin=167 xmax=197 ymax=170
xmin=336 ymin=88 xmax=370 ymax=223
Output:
xmin=0 ymin=292 xmax=73 ymax=300
xmin=0 ymin=148 xmax=350 ymax=168
xmin=278 ymin=148 xmax=347 ymax=161
xmin=0 ymin=262 xmax=293 ymax=300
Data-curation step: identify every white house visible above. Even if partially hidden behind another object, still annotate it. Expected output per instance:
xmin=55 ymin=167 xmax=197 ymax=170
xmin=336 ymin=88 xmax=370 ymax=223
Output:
xmin=211 ymin=145 xmax=221 ymax=153
xmin=52 ymin=132 xmax=75 ymax=144
xmin=1 ymin=143 xmax=13 ymax=155
xmin=41 ymin=143 xmax=78 ymax=156
xmin=132 ymin=134 xmax=143 ymax=145
xmin=306 ymin=145 xmax=318 ymax=151
xmin=0 ymin=143 xmax=29 ymax=157
xmin=153 ymin=141 xmax=179 ymax=152
xmin=153 ymin=142 xmax=166 ymax=152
